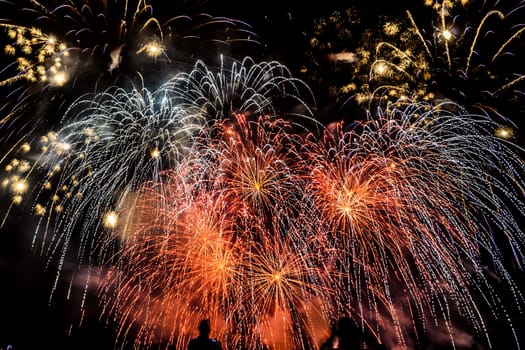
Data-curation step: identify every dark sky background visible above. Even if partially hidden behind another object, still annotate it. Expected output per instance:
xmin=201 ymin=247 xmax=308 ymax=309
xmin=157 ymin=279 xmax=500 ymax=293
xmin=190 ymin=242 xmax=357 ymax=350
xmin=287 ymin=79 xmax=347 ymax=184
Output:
xmin=0 ymin=1 xmax=524 ymax=349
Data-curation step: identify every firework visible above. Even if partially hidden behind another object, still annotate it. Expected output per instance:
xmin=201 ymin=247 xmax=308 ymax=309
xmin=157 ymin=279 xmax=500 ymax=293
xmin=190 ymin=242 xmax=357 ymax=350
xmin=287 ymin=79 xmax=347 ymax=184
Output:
xmin=0 ymin=0 xmax=259 ymax=135
xmin=301 ymin=1 xmax=525 ymax=124
xmin=303 ymin=101 xmax=525 ymax=349
xmin=90 ymin=100 xmax=525 ymax=350
xmin=0 ymin=2 xmax=523 ymax=346
xmin=162 ymin=56 xmax=318 ymax=129
xmin=0 ymin=84 xmax=205 ymax=285
xmin=97 ymin=109 xmax=330 ymax=349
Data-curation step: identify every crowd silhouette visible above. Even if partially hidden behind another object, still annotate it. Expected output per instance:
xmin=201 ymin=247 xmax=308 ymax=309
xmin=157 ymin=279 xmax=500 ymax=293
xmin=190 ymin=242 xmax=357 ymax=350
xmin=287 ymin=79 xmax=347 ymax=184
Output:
xmin=181 ymin=316 xmax=387 ymax=350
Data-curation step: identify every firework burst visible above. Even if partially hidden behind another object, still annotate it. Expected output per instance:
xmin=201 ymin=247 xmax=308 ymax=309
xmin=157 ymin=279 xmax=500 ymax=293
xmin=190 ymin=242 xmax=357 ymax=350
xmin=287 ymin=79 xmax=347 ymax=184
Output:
xmin=303 ymin=101 xmax=525 ymax=349
xmin=0 ymin=0 xmax=259 ymax=135
xmin=301 ymin=1 xmax=525 ymax=125
xmin=90 ymin=100 xmax=525 ymax=350
xmin=98 ymin=109 xmax=330 ymax=349
xmin=0 ymin=83 xmax=205 ymax=290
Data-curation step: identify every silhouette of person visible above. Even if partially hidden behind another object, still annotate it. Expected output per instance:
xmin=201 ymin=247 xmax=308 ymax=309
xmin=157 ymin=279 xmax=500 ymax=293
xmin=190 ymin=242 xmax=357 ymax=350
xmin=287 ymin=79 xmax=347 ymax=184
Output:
xmin=187 ymin=319 xmax=222 ymax=350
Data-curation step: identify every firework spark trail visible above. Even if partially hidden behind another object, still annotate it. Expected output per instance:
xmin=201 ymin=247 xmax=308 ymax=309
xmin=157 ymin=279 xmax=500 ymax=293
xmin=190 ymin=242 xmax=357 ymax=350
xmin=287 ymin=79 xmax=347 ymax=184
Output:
xmin=162 ymin=56 xmax=318 ymax=128
xmin=0 ymin=0 xmax=260 ymax=136
xmin=303 ymin=101 xmax=525 ymax=349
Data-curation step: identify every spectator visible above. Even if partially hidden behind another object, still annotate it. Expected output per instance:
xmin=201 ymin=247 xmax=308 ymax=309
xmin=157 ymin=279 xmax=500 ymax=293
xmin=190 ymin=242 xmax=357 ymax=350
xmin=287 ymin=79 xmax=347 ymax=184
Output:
xmin=187 ymin=319 xmax=222 ymax=350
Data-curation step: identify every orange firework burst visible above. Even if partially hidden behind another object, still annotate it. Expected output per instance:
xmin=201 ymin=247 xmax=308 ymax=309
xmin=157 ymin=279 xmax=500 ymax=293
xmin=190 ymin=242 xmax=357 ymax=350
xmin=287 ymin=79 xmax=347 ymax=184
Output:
xmin=96 ymin=111 xmax=332 ymax=349
xmin=100 ymin=165 xmax=240 ymax=348
xmin=303 ymin=102 xmax=525 ymax=348
xmin=217 ymin=113 xmax=308 ymax=220
xmin=91 ymin=100 xmax=525 ymax=350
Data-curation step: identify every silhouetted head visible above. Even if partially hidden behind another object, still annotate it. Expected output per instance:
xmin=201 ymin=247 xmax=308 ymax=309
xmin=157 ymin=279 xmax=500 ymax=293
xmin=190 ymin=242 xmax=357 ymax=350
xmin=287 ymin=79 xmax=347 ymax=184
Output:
xmin=336 ymin=317 xmax=352 ymax=331
xmin=335 ymin=316 xmax=359 ymax=340
xmin=198 ymin=319 xmax=211 ymax=337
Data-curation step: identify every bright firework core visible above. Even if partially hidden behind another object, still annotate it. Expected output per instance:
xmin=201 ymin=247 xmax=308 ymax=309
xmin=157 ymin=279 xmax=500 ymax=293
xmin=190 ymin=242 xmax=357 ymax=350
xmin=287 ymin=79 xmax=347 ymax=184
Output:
xmin=442 ymin=29 xmax=453 ymax=40
xmin=137 ymin=40 xmax=166 ymax=59
xmin=103 ymin=211 xmax=119 ymax=229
